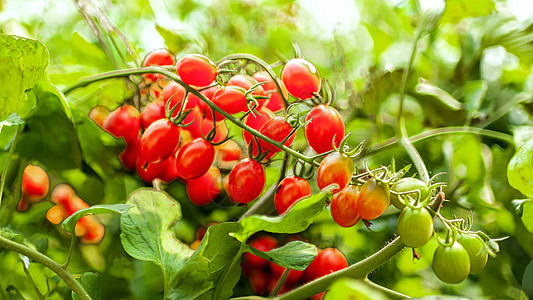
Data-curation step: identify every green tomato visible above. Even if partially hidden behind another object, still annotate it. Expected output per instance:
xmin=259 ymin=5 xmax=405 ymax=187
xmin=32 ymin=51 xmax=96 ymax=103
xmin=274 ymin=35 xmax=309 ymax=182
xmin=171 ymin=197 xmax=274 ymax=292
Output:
xmin=457 ymin=233 xmax=488 ymax=274
xmin=397 ymin=206 xmax=434 ymax=248
xmin=432 ymin=241 xmax=470 ymax=284
xmin=390 ymin=178 xmax=429 ymax=210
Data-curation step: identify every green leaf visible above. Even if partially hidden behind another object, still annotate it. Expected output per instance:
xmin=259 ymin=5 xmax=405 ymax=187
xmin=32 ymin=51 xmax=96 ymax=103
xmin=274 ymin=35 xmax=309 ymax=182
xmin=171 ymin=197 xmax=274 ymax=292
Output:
xmin=359 ymin=70 xmax=404 ymax=116
xmin=415 ymin=78 xmax=467 ymax=126
xmin=155 ymin=24 xmax=205 ymax=55
xmin=167 ymin=222 xmax=242 ymax=300
xmin=62 ymin=204 xmax=133 ymax=233
xmin=440 ymin=0 xmax=495 ymax=24
xmin=523 ymin=260 xmax=533 ymax=297
xmin=462 ymin=80 xmax=488 ymax=115
xmin=511 ymin=126 xmax=533 ymax=148
xmin=233 ymin=191 xmax=329 ymax=241
xmin=324 ymin=278 xmax=387 ymax=300
xmin=0 ymin=34 xmax=48 ymax=120
xmin=72 ymin=272 xmax=101 ymax=300
xmin=248 ymin=240 xmax=317 ymax=271
xmin=481 ymin=14 xmax=533 ymax=64
xmin=120 ymin=189 xmax=194 ymax=290
xmin=511 ymin=199 xmax=529 ymax=215
xmin=522 ymin=200 xmax=533 ymax=233
xmin=71 ymin=32 xmax=111 ymax=69
xmin=507 ymin=138 xmax=533 ymax=198
xmin=0 ymin=113 xmax=24 ymax=133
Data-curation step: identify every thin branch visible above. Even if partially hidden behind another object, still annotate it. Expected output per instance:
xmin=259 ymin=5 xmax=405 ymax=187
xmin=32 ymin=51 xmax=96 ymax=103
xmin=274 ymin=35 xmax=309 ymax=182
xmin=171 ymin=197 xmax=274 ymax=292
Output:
xmin=0 ymin=125 xmax=22 ymax=208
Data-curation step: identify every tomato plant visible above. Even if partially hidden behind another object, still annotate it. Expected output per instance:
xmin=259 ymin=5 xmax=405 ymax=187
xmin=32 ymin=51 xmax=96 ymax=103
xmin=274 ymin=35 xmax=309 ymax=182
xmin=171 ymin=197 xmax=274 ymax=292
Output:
xmin=330 ymin=184 xmax=361 ymax=228
xmin=140 ymin=118 xmax=181 ymax=163
xmin=397 ymin=206 xmax=434 ymax=248
xmin=257 ymin=116 xmax=296 ymax=160
xmin=303 ymin=248 xmax=348 ymax=283
xmin=185 ymin=166 xmax=221 ymax=206
xmin=227 ymin=158 xmax=265 ymax=203
xmin=274 ymin=176 xmax=311 ymax=214
xmin=281 ymin=58 xmax=321 ymax=100
xmin=457 ymin=233 xmax=488 ymax=274
xmin=432 ymin=241 xmax=471 ymax=284
xmin=357 ymin=178 xmax=390 ymax=220
xmin=142 ymin=48 xmax=175 ymax=82
xmin=102 ymin=104 xmax=141 ymax=144
xmin=176 ymin=54 xmax=217 ymax=87
xmin=305 ymin=104 xmax=345 ymax=154
xmin=316 ymin=152 xmax=353 ymax=193
xmin=176 ymin=137 xmax=215 ymax=180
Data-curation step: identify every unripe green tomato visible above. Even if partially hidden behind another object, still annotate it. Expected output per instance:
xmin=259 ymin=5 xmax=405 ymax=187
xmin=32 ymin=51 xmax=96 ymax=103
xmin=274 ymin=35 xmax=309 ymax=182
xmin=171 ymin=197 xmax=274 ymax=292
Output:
xmin=390 ymin=178 xmax=429 ymax=210
xmin=397 ymin=206 xmax=434 ymax=248
xmin=457 ymin=233 xmax=488 ymax=274
xmin=432 ymin=241 xmax=470 ymax=284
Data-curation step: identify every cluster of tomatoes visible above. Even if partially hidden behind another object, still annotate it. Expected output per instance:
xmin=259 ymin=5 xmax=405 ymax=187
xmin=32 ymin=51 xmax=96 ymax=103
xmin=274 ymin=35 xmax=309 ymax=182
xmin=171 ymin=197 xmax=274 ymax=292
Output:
xmin=241 ymin=236 xmax=348 ymax=299
xmin=17 ymin=164 xmax=105 ymax=244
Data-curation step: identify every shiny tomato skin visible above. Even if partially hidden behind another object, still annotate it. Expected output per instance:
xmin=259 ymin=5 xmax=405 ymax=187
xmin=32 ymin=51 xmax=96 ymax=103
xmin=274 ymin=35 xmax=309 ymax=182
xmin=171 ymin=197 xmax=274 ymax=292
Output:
xmin=228 ymin=74 xmax=267 ymax=108
xmin=330 ymin=185 xmax=361 ymax=227
xmin=257 ymin=116 xmax=296 ymax=160
xmin=227 ymin=158 xmax=265 ymax=203
xmin=243 ymin=107 xmax=275 ymax=157
xmin=176 ymin=138 xmax=215 ymax=180
xmin=159 ymin=154 xmax=181 ymax=184
xmin=357 ymin=179 xmax=390 ymax=220
xmin=247 ymin=269 xmax=269 ymax=296
xmin=21 ymin=164 xmax=50 ymax=202
xmin=316 ymin=152 xmax=353 ymax=194
xmin=305 ymin=105 xmax=345 ymax=154
xmin=162 ymin=82 xmax=187 ymax=118
xmin=252 ymin=71 xmax=288 ymax=112
xmin=242 ymin=235 xmax=278 ymax=269
xmin=140 ymin=101 xmax=166 ymax=129
xmin=200 ymin=119 xmax=228 ymax=144
xmin=142 ymin=49 xmax=175 ymax=82
xmin=119 ymin=135 xmax=141 ymax=170
xmin=390 ymin=178 xmax=429 ymax=210
xmin=397 ymin=206 xmax=434 ymax=248
xmin=135 ymin=157 xmax=167 ymax=182
xmin=281 ymin=58 xmax=321 ymax=100
xmin=103 ymin=105 xmax=141 ymax=144
xmin=432 ymin=241 xmax=471 ymax=284
xmin=140 ymin=119 xmax=181 ymax=163
xmin=176 ymin=54 xmax=217 ymax=87
xmin=303 ymin=248 xmax=348 ymax=283
xmin=274 ymin=176 xmax=311 ymax=214
xmin=213 ymin=85 xmax=248 ymax=115
xmin=457 ymin=233 xmax=488 ymax=274
xmin=185 ymin=167 xmax=221 ymax=206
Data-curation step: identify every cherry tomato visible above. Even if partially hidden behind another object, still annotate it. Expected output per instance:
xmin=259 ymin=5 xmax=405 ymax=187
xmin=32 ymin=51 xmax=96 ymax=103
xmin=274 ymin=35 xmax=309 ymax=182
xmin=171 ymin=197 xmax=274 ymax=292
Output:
xmin=303 ymin=248 xmax=348 ymax=283
xmin=252 ymin=71 xmax=288 ymax=113
xmin=140 ymin=101 xmax=166 ymax=129
xmin=176 ymin=54 xmax=217 ymax=87
xmin=135 ymin=157 xmax=168 ymax=182
xmin=119 ymin=135 xmax=141 ymax=170
xmin=274 ymin=176 xmax=311 ymax=214
xmin=390 ymin=178 xmax=429 ymax=210
xmin=357 ymin=179 xmax=390 ymax=220
xmin=213 ymin=85 xmax=248 ymax=115
xmin=162 ymin=82 xmax=187 ymax=118
xmin=21 ymin=164 xmax=49 ymax=202
xmin=140 ymin=119 xmax=181 ymax=163
xmin=185 ymin=167 xmax=221 ymax=206
xmin=316 ymin=152 xmax=353 ymax=194
xmin=227 ymin=74 xmax=267 ymax=108
xmin=159 ymin=154 xmax=181 ymax=184
xmin=243 ymin=107 xmax=275 ymax=157
xmin=200 ymin=118 xmax=228 ymax=144
xmin=247 ymin=269 xmax=269 ymax=296
xmin=270 ymin=262 xmax=305 ymax=288
xmin=242 ymin=235 xmax=278 ymax=269
xmin=305 ymin=104 xmax=345 ymax=154
xmin=103 ymin=105 xmax=141 ymax=144
xmin=189 ymin=85 xmax=221 ymax=120
xmin=88 ymin=105 xmax=109 ymax=128
xmin=432 ymin=241 xmax=470 ymax=284
xmin=227 ymin=158 xmax=265 ymax=203
xmin=215 ymin=139 xmax=242 ymax=163
xmin=281 ymin=58 xmax=321 ymax=100
xmin=142 ymin=49 xmax=175 ymax=83
xmin=330 ymin=185 xmax=361 ymax=228
xmin=257 ymin=116 xmax=296 ymax=160
xmin=180 ymin=107 xmax=203 ymax=142
xmin=457 ymin=233 xmax=488 ymax=274
xmin=397 ymin=206 xmax=434 ymax=248
xmin=176 ymin=138 xmax=215 ymax=180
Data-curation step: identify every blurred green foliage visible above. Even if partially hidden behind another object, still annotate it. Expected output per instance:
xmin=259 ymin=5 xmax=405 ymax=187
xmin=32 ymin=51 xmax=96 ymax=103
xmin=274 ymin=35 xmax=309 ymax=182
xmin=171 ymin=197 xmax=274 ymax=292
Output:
xmin=1 ymin=0 xmax=533 ymax=299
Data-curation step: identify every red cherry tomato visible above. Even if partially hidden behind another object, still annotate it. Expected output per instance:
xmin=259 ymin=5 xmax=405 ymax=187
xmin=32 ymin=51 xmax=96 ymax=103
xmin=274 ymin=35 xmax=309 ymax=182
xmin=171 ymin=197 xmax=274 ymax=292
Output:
xmin=316 ymin=152 xmax=353 ymax=194
xmin=228 ymin=74 xmax=267 ymax=108
xmin=140 ymin=101 xmax=166 ymax=129
xmin=135 ymin=157 xmax=167 ymax=183
xmin=213 ymin=85 xmax=248 ymax=115
xmin=257 ymin=116 xmax=296 ymax=160
xmin=119 ymin=135 xmax=141 ymax=170
xmin=159 ymin=154 xmax=181 ymax=184
xmin=162 ymin=82 xmax=187 ymax=118
xmin=274 ymin=176 xmax=311 ymax=214
xmin=103 ymin=105 xmax=141 ymax=144
xmin=305 ymin=104 xmax=345 ymax=154
xmin=185 ymin=167 xmax=221 ymax=206
xmin=21 ymin=164 xmax=49 ymax=202
xmin=140 ymin=119 xmax=181 ymax=163
xmin=176 ymin=54 xmax=217 ymax=87
xmin=176 ymin=138 xmax=215 ymax=180
xmin=242 ymin=236 xmax=278 ymax=269
xmin=252 ymin=71 xmax=288 ymax=112
xmin=243 ymin=107 xmax=275 ymax=157
xmin=247 ymin=269 xmax=270 ymax=296
xmin=303 ymin=248 xmax=348 ymax=283
xmin=281 ymin=58 xmax=321 ymax=100
xmin=330 ymin=185 xmax=361 ymax=227
xmin=142 ymin=49 xmax=175 ymax=83
xmin=200 ymin=119 xmax=228 ymax=144
xmin=357 ymin=178 xmax=390 ymax=220
xmin=227 ymin=158 xmax=265 ymax=203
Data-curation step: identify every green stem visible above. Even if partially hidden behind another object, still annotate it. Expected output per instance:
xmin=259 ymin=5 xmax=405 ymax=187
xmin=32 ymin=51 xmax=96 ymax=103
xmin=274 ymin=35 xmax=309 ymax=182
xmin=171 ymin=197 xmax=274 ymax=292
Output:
xmin=0 ymin=125 xmax=21 ymax=208
xmin=62 ymin=233 xmax=76 ymax=268
xmin=22 ymin=258 xmax=44 ymax=300
xmin=399 ymin=136 xmax=429 ymax=183
xmin=275 ymin=237 xmax=405 ymax=300
xmin=0 ymin=235 xmax=91 ymax=300
xmin=270 ymin=268 xmax=290 ymax=297
xmin=363 ymin=278 xmax=409 ymax=299
xmin=214 ymin=242 xmax=246 ymax=300
xmin=62 ymin=67 xmax=316 ymax=166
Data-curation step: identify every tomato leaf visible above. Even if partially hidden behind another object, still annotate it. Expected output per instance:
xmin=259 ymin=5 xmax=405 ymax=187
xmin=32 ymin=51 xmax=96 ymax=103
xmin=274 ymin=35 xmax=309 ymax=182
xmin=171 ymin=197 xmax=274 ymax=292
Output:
xmin=167 ymin=222 xmax=242 ymax=300
xmin=523 ymin=260 xmax=533 ymax=297
xmin=0 ymin=34 xmax=48 ymax=120
xmin=415 ymin=78 xmax=467 ymax=127
xmin=62 ymin=204 xmax=133 ymax=233
xmin=521 ymin=200 xmax=533 ymax=233
xmin=233 ymin=191 xmax=330 ymax=241
xmin=72 ymin=272 xmax=101 ymax=300
xmin=247 ymin=240 xmax=318 ymax=271
xmin=0 ymin=113 xmax=24 ymax=132
xmin=120 ymin=189 xmax=194 ymax=291
xmin=507 ymin=138 xmax=533 ymax=198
